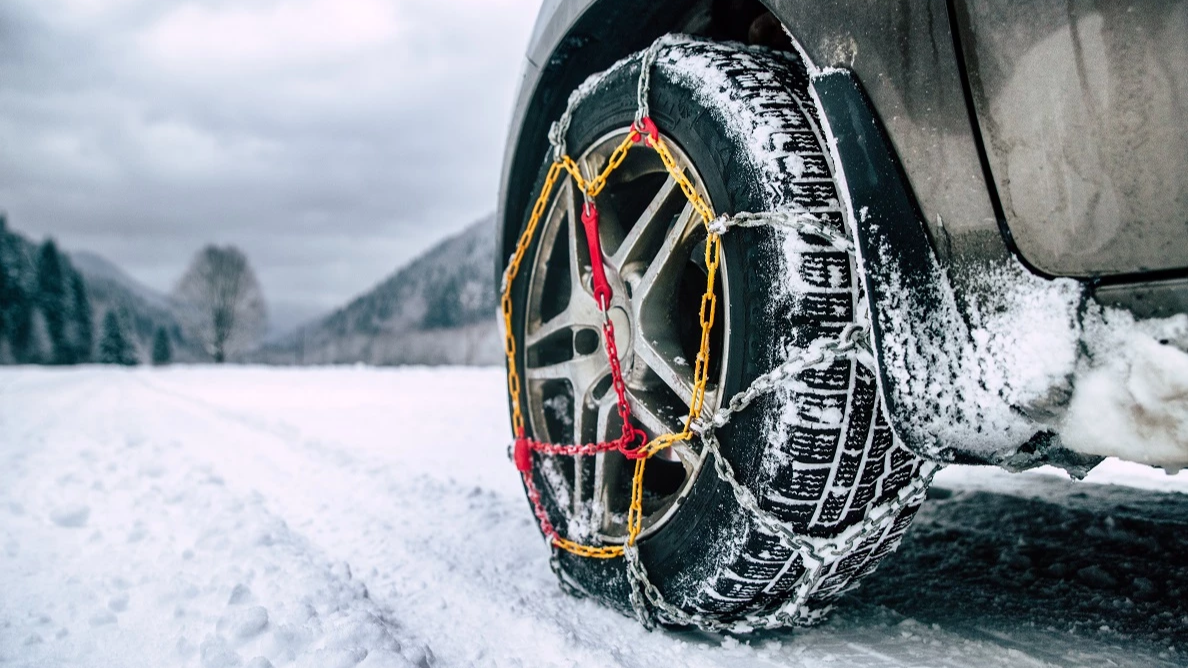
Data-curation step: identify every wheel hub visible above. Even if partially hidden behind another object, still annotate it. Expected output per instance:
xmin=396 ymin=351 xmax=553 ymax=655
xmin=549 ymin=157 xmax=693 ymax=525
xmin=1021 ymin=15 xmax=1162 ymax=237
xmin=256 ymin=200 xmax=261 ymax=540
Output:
xmin=605 ymin=305 xmax=632 ymax=360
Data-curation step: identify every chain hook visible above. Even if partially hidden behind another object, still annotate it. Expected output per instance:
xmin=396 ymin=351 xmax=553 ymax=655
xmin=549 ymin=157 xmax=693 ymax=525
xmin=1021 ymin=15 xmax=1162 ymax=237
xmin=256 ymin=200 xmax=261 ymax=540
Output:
xmin=634 ymin=37 xmax=664 ymax=127
xmin=835 ymin=322 xmax=870 ymax=353
xmin=631 ymin=116 xmax=659 ymax=147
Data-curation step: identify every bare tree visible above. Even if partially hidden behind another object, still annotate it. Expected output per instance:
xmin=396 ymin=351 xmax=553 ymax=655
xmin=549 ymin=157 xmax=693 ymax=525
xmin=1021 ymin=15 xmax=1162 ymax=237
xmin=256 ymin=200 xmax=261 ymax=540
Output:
xmin=173 ymin=245 xmax=266 ymax=363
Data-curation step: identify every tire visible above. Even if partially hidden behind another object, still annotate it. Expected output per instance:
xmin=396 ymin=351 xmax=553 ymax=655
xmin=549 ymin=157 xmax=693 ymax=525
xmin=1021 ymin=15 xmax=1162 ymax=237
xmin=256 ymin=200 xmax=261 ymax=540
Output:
xmin=507 ymin=36 xmax=929 ymax=624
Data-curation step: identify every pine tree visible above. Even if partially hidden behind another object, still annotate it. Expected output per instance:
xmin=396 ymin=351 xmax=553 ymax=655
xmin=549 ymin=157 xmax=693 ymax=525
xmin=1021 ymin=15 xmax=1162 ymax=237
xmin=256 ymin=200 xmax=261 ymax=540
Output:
xmin=7 ymin=289 xmax=34 ymax=363
xmin=70 ymin=273 xmax=93 ymax=363
xmin=99 ymin=310 xmax=137 ymax=366
xmin=423 ymin=275 xmax=463 ymax=328
xmin=26 ymin=308 xmax=50 ymax=363
xmin=36 ymin=240 xmax=70 ymax=364
xmin=0 ymin=223 xmax=8 ymax=357
xmin=0 ymin=216 xmax=34 ymax=363
xmin=151 ymin=326 xmax=172 ymax=365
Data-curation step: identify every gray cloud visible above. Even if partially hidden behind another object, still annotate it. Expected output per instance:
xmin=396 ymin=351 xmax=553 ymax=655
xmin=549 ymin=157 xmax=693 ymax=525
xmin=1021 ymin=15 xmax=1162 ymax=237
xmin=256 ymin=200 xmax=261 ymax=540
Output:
xmin=0 ymin=0 xmax=539 ymax=331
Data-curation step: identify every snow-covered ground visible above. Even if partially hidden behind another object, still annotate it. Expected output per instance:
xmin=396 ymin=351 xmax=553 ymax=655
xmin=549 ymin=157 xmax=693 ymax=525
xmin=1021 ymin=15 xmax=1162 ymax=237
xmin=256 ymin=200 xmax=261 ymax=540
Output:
xmin=2 ymin=366 xmax=1186 ymax=667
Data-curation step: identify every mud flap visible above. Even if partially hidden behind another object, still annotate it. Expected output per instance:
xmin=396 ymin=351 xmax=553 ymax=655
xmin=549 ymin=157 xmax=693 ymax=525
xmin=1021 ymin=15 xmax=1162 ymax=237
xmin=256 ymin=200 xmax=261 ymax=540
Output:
xmin=811 ymin=70 xmax=986 ymax=464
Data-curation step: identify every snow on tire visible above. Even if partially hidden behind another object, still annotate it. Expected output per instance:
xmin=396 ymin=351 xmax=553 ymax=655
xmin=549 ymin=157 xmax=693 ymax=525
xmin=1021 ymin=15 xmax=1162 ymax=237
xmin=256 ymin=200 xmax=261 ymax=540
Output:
xmin=507 ymin=36 xmax=931 ymax=625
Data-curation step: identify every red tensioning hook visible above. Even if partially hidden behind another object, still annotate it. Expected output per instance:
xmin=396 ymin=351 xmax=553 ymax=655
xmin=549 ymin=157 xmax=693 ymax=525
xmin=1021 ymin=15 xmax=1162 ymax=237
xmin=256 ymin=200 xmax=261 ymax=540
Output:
xmin=581 ymin=202 xmax=613 ymax=309
xmin=513 ymin=428 xmax=533 ymax=473
xmin=632 ymin=116 xmax=659 ymax=146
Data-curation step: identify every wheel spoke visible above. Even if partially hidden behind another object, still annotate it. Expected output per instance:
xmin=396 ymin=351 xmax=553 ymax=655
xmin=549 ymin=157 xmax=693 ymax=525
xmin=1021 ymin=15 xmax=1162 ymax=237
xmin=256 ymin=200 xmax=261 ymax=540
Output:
xmin=593 ymin=394 xmax=618 ymax=533
xmin=522 ymin=359 xmax=574 ymax=381
xmin=592 ymin=449 xmax=611 ymax=532
xmin=571 ymin=386 xmax=590 ymax=445
xmin=571 ymin=368 xmax=609 ymax=443
xmin=525 ymin=302 xmax=603 ymax=350
xmin=634 ymin=201 xmax=696 ymax=306
xmin=572 ymin=455 xmax=585 ymax=517
xmin=624 ymin=385 xmax=685 ymax=437
xmin=608 ymin=174 xmax=682 ymax=272
xmin=634 ymin=337 xmax=696 ymax=409
xmin=525 ymin=309 xmax=576 ymax=349
xmin=571 ymin=366 xmax=610 ymax=518
xmin=565 ymin=175 xmax=592 ymax=299
xmin=570 ymin=381 xmax=597 ymax=516
xmin=668 ymin=440 xmax=700 ymax=476
xmin=525 ymin=349 xmax=602 ymax=380
xmin=594 ymin=390 xmax=619 ymax=443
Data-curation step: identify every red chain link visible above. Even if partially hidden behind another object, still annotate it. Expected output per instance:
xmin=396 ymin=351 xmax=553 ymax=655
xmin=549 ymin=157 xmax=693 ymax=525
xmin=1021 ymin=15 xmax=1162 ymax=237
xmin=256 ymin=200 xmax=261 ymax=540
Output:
xmin=602 ymin=314 xmax=647 ymax=458
xmin=515 ymin=200 xmax=647 ymax=540
xmin=521 ymin=467 xmax=560 ymax=541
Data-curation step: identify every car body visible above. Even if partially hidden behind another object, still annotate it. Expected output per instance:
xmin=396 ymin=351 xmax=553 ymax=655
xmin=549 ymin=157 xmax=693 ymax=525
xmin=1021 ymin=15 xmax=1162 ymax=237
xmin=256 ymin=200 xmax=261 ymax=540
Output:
xmin=498 ymin=0 xmax=1188 ymax=469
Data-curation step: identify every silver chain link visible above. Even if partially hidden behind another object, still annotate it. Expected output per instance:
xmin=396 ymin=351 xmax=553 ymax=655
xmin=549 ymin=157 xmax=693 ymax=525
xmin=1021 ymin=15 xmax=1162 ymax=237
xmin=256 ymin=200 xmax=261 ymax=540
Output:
xmin=547 ymin=86 xmax=581 ymax=163
xmin=619 ymin=307 xmax=939 ymax=632
xmin=709 ymin=210 xmax=855 ymax=253
xmin=541 ymin=35 xmax=941 ymax=634
xmin=548 ymin=35 xmax=667 ymax=163
xmin=694 ymin=329 xmax=863 ymax=434
xmin=634 ymin=38 xmax=664 ymax=127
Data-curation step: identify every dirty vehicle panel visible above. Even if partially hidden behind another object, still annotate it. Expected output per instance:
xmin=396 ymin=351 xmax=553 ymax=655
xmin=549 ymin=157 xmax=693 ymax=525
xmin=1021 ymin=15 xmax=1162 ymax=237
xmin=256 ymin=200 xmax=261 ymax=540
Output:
xmin=954 ymin=0 xmax=1188 ymax=278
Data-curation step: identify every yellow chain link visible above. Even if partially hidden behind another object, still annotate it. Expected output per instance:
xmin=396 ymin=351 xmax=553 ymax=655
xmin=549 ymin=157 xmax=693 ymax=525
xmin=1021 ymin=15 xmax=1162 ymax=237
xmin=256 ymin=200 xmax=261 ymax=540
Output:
xmin=503 ymin=126 xmax=725 ymax=556
xmin=554 ymin=537 xmax=623 ymax=559
xmin=502 ymin=160 xmax=566 ymax=438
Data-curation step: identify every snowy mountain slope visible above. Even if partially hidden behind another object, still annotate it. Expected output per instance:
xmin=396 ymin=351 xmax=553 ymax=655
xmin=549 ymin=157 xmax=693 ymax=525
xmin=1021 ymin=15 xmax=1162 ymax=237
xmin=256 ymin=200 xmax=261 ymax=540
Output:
xmin=2 ymin=366 xmax=1186 ymax=667
xmin=256 ymin=215 xmax=500 ymax=366
xmin=70 ymin=251 xmax=170 ymax=310
xmin=72 ymin=261 xmax=205 ymax=362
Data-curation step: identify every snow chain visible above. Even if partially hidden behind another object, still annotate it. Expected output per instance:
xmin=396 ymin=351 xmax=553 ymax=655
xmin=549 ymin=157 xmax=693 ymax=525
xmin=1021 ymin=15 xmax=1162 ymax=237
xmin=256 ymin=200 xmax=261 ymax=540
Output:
xmin=501 ymin=34 xmax=940 ymax=634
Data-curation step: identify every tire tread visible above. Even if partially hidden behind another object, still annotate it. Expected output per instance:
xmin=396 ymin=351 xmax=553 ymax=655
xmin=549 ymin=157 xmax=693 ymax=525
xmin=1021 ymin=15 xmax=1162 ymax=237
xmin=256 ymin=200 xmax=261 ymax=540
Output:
xmin=654 ymin=39 xmax=926 ymax=621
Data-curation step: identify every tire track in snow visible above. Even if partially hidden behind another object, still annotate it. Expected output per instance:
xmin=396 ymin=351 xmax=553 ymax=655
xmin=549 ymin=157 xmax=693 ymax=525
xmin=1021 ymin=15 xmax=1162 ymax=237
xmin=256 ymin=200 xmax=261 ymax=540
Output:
xmin=1 ymin=369 xmax=432 ymax=668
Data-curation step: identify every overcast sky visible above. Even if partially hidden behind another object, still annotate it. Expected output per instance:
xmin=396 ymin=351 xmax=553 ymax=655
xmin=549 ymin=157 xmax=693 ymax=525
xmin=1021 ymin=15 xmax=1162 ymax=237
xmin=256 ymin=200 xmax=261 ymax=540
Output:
xmin=0 ymin=0 xmax=541 ymax=331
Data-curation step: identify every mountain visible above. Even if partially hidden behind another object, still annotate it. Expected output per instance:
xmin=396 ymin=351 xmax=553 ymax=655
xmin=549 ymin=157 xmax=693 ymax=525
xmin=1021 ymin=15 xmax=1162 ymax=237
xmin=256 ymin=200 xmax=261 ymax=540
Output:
xmin=265 ymin=299 xmax=326 ymax=342
xmin=69 ymin=250 xmax=211 ymax=361
xmin=3 ymin=213 xmax=502 ymax=367
xmin=74 ymin=256 xmax=206 ymax=362
xmin=71 ymin=251 xmax=169 ymax=309
xmin=256 ymin=215 xmax=501 ymax=366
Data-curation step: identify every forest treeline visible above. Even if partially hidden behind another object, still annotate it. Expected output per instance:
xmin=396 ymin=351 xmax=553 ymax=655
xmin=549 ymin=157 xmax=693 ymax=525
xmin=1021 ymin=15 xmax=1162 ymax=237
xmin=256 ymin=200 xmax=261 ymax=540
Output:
xmin=1 ymin=214 xmax=268 ymax=366
xmin=0 ymin=215 xmax=170 ymax=365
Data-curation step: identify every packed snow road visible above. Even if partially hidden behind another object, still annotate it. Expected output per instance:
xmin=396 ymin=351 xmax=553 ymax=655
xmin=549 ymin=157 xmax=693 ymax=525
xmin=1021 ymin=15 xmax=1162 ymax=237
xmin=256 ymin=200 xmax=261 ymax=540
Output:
xmin=2 ymin=367 xmax=1186 ymax=667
